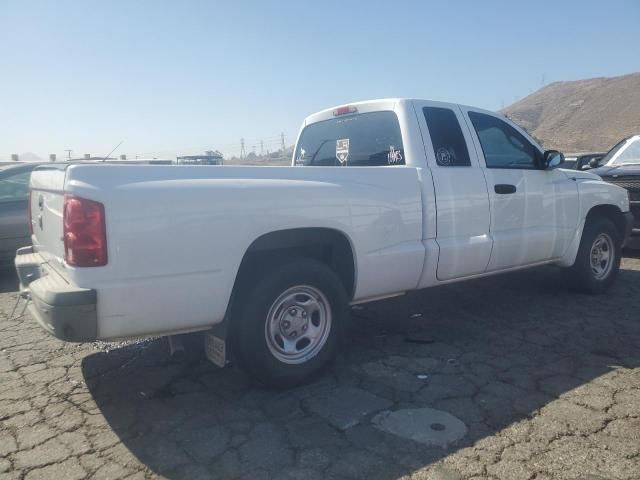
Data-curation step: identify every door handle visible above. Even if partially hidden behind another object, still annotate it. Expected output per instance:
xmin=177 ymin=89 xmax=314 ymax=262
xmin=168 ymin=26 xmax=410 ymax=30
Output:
xmin=494 ymin=184 xmax=516 ymax=194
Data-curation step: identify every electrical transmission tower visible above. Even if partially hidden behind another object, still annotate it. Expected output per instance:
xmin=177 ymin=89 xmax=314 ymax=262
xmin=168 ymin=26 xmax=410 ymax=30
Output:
xmin=240 ymin=138 xmax=246 ymax=161
xmin=280 ymin=132 xmax=286 ymax=153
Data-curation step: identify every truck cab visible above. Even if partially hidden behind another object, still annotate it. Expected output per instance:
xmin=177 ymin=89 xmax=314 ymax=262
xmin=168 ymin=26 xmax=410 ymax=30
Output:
xmin=293 ymin=99 xmax=629 ymax=283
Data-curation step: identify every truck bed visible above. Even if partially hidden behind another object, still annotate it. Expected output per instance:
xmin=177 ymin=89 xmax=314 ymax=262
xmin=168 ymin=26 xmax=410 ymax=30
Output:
xmin=27 ymin=164 xmax=424 ymax=339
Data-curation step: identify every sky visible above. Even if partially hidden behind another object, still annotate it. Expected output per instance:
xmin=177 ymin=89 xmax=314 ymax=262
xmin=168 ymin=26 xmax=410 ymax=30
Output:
xmin=1 ymin=0 xmax=639 ymax=161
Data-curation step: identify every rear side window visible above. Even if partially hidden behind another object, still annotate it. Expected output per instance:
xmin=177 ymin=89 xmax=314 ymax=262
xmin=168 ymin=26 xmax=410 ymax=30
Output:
xmin=294 ymin=111 xmax=405 ymax=167
xmin=423 ymin=107 xmax=471 ymax=167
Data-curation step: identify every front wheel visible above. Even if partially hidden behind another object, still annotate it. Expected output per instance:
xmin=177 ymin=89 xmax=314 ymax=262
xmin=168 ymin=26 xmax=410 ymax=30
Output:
xmin=564 ymin=217 xmax=621 ymax=294
xmin=232 ymin=257 xmax=349 ymax=387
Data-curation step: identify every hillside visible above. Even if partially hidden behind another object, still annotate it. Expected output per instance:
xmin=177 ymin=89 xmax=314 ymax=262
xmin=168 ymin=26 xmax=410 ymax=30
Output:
xmin=502 ymin=72 xmax=640 ymax=153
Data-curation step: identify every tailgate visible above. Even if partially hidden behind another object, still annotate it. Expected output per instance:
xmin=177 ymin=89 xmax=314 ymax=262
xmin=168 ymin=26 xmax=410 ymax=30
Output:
xmin=29 ymin=164 xmax=69 ymax=270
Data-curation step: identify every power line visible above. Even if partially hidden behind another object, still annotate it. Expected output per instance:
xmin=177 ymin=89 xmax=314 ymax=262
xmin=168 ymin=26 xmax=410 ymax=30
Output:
xmin=240 ymin=137 xmax=246 ymax=161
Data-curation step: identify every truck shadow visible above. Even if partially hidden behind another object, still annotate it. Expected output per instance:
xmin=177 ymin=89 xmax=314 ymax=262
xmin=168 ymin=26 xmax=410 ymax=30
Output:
xmin=623 ymin=247 xmax=640 ymax=259
xmin=0 ymin=267 xmax=19 ymax=294
xmin=81 ymin=264 xmax=640 ymax=479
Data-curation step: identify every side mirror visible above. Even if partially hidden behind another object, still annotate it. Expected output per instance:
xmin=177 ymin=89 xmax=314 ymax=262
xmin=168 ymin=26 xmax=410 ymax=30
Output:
xmin=588 ymin=158 xmax=601 ymax=169
xmin=543 ymin=150 xmax=564 ymax=169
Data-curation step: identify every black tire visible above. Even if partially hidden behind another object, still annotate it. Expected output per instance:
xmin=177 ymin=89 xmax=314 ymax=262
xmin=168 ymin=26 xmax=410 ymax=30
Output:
xmin=231 ymin=257 xmax=349 ymax=388
xmin=564 ymin=216 xmax=621 ymax=294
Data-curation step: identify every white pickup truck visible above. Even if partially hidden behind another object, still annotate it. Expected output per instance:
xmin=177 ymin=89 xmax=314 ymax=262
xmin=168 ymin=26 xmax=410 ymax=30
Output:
xmin=16 ymin=99 xmax=633 ymax=386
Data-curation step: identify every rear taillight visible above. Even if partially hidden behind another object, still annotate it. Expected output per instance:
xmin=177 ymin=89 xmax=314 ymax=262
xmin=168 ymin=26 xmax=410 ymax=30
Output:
xmin=27 ymin=190 xmax=33 ymax=235
xmin=63 ymin=194 xmax=107 ymax=267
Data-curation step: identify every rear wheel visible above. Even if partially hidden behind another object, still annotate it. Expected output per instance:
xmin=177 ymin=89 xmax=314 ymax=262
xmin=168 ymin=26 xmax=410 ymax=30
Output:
xmin=232 ymin=257 xmax=349 ymax=387
xmin=565 ymin=217 xmax=621 ymax=294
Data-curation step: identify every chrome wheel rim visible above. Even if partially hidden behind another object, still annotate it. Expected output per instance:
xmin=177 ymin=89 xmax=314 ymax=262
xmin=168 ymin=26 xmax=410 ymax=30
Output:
xmin=590 ymin=233 xmax=614 ymax=280
xmin=265 ymin=285 xmax=332 ymax=364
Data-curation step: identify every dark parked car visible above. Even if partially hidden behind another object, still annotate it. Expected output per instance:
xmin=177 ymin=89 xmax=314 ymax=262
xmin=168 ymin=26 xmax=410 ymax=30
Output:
xmin=588 ymin=135 xmax=640 ymax=245
xmin=0 ymin=163 xmax=43 ymax=265
xmin=574 ymin=152 xmax=607 ymax=170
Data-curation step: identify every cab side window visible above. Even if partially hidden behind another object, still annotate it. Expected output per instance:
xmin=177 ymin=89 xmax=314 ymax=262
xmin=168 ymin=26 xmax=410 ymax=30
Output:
xmin=468 ymin=112 xmax=539 ymax=169
xmin=423 ymin=107 xmax=471 ymax=167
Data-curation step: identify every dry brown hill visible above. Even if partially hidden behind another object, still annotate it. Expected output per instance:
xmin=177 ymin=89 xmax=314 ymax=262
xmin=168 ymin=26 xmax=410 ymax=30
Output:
xmin=502 ymin=72 xmax=640 ymax=153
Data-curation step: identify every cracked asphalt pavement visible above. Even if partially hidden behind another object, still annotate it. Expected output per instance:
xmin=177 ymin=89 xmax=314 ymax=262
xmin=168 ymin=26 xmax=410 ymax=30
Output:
xmin=1 ymin=256 xmax=639 ymax=480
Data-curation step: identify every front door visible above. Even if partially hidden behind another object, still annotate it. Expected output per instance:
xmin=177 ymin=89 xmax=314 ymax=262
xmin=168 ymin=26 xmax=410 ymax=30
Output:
xmin=462 ymin=109 xmax=578 ymax=271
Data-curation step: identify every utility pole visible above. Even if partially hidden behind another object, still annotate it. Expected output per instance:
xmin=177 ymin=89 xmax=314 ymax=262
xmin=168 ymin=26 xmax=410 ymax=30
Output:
xmin=280 ymin=132 xmax=286 ymax=153
xmin=252 ymin=144 xmax=256 ymax=155
xmin=240 ymin=137 xmax=246 ymax=161
xmin=64 ymin=149 xmax=72 ymax=160
xmin=260 ymin=140 xmax=264 ymax=157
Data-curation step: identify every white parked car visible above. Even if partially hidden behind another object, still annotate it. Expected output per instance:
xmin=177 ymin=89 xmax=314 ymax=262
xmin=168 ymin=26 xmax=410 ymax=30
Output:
xmin=16 ymin=99 xmax=633 ymax=386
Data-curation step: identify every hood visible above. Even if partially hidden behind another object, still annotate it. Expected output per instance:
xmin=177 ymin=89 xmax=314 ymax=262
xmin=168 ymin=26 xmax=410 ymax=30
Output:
xmin=590 ymin=164 xmax=640 ymax=177
xmin=562 ymin=169 xmax=601 ymax=181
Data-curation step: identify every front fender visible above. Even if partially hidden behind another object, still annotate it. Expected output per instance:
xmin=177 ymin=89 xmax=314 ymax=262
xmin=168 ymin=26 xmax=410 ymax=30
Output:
xmin=557 ymin=178 xmax=629 ymax=267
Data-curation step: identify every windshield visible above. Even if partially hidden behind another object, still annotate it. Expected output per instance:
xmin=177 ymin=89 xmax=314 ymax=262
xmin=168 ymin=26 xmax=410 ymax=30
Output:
xmin=604 ymin=137 xmax=640 ymax=166
xmin=294 ymin=111 xmax=405 ymax=167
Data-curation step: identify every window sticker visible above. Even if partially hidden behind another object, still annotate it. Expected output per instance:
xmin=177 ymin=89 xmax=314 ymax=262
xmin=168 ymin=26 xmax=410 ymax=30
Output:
xmin=436 ymin=147 xmax=453 ymax=166
xmin=336 ymin=139 xmax=350 ymax=165
xmin=388 ymin=145 xmax=403 ymax=165
xmin=295 ymin=148 xmax=306 ymax=165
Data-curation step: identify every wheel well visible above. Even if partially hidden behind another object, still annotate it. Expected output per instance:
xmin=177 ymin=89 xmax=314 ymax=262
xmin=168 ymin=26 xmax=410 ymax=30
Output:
xmin=585 ymin=204 xmax=626 ymax=240
xmin=231 ymin=228 xmax=356 ymax=302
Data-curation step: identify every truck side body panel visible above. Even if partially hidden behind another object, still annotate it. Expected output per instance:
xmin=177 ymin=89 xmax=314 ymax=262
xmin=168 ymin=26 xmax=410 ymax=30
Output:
xmin=32 ymin=164 xmax=423 ymax=339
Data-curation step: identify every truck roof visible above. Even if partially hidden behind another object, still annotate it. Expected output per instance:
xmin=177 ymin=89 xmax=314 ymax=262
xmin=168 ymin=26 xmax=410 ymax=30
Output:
xmin=302 ymin=98 xmax=500 ymax=127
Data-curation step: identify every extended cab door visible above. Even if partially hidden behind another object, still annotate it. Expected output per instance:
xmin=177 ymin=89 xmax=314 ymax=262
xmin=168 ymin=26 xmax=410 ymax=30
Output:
xmin=461 ymin=108 xmax=579 ymax=270
xmin=414 ymin=101 xmax=492 ymax=281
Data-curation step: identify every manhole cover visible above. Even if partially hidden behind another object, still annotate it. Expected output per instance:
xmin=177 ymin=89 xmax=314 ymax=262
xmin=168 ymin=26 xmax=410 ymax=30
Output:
xmin=372 ymin=407 xmax=467 ymax=447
